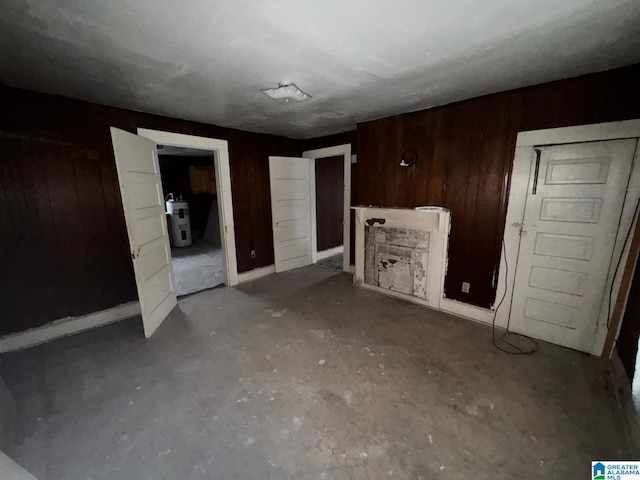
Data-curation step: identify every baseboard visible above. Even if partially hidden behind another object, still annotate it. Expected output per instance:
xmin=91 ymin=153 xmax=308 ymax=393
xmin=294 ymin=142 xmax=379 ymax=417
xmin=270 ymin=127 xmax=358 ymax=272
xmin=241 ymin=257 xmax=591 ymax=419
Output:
xmin=0 ymin=301 xmax=140 ymax=353
xmin=316 ymin=245 xmax=344 ymax=261
xmin=237 ymin=265 xmax=275 ymax=283
xmin=439 ymin=297 xmax=494 ymax=325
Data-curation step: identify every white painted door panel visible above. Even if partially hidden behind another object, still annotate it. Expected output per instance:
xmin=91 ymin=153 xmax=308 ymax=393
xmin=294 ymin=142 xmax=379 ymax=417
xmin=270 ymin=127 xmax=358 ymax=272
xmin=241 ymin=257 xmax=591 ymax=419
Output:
xmin=111 ymin=127 xmax=177 ymax=338
xmin=269 ymin=156 xmax=313 ymax=272
xmin=510 ymin=139 xmax=637 ymax=352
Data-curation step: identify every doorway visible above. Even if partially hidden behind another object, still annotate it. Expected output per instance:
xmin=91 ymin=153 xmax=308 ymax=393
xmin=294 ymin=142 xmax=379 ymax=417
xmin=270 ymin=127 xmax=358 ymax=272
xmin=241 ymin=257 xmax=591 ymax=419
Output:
xmin=509 ymin=138 xmax=637 ymax=352
xmin=495 ymin=120 xmax=640 ymax=356
xmin=110 ymin=128 xmax=237 ymax=337
xmin=157 ymin=145 xmax=226 ymax=296
xmin=137 ymin=128 xmax=238 ymax=288
xmin=314 ymin=155 xmax=344 ymax=271
xmin=303 ymin=144 xmax=352 ymax=272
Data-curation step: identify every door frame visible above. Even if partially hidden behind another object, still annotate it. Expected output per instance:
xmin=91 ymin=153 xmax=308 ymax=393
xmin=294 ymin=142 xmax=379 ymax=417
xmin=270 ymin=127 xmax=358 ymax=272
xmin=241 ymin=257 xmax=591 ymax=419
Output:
xmin=302 ymin=144 xmax=352 ymax=272
xmin=501 ymin=120 xmax=640 ymax=355
xmin=137 ymin=128 xmax=238 ymax=286
xmin=438 ymin=120 xmax=640 ymax=356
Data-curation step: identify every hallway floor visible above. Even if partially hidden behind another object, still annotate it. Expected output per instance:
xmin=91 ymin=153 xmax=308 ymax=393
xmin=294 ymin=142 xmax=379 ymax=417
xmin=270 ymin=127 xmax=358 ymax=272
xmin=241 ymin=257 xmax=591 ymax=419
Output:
xmin=0 ymin=267 xmax=628 ymax=479
xmin=317 ymin=253 xmax=343 ymax=271
xmin=171 ymin=240 xmax=226 ymax=296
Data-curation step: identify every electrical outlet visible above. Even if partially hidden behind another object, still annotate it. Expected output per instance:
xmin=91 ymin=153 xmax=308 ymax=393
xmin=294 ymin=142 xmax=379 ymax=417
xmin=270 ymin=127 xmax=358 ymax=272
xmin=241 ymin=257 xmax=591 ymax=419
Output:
xmin=250 ymin=249 xmax=256 ymax=259
xmin=461 ymin=282 xmax=471 ymax=293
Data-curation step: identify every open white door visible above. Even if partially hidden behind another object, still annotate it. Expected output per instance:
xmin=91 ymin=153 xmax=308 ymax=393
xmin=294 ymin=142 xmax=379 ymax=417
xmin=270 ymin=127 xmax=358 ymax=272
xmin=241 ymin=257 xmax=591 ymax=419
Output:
xmin=269 ymin=156 xmax=313 ymax=273
xmin=110 ymin=128 xmax=177 ymax=337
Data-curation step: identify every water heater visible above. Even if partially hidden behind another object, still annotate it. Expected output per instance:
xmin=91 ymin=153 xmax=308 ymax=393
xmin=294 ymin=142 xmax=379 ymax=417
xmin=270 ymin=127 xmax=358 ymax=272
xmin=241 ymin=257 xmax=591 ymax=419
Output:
xmin=166 ymin=199 xmax=192 ymax=247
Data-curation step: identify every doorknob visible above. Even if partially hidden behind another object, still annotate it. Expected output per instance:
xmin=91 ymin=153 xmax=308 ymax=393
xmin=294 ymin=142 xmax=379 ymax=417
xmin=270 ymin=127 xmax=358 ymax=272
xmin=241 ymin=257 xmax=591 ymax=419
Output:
xmin=512 ymin=222 xmax=525 ymax=237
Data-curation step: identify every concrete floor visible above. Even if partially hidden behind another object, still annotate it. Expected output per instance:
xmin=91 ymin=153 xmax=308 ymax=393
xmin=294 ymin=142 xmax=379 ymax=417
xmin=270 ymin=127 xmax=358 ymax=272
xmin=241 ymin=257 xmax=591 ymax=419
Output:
xmin=0 ymin=266 xmax=628 ymax=479
xmin=317 ymin=253 xmax=343 ymax=271
xmin=171 ymin=240 xmax=226 ymax=296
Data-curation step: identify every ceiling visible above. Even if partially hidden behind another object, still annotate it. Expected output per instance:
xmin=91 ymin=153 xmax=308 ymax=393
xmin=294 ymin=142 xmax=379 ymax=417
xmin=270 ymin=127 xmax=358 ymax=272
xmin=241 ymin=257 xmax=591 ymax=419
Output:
xmin=1 ymin=1 xmax=639 ymax=139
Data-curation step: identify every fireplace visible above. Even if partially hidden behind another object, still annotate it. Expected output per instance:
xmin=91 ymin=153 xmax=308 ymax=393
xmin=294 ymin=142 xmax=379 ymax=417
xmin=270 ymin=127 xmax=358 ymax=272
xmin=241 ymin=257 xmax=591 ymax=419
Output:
xmin=353 ymin=207 xmax=451 ymax=310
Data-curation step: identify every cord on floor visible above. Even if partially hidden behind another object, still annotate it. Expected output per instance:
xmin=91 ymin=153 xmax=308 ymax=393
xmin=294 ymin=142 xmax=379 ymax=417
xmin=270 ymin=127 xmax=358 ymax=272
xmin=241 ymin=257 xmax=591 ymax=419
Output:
xmin=491 ymin=238 xmax=539 ymax=355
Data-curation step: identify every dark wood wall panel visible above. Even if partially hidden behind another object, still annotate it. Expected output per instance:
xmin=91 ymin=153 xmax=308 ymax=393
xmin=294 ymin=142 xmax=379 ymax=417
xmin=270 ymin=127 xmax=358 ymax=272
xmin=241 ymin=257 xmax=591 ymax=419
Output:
xmin=3 ymin=63 xmax=640 ymax=333
xmin=302 ymin=131 xmax=358 ymax=264
xmin=355 ymin=64 xmax=640 ymax=308
xmin=0 ymin=86 xmax=300 ymax=334
xmin=618 ymin=259 xmax=640 ymax=381
xmin=302 ymin=131 xmax=357 ymax=155
xmin=315 ymin=155 xmax=344 ymax=251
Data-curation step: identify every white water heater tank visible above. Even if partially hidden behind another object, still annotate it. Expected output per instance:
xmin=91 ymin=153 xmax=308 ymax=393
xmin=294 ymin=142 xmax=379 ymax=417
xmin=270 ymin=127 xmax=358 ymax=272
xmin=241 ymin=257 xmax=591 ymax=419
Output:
xmin=166 ymin=200 xmax=192 ymax=247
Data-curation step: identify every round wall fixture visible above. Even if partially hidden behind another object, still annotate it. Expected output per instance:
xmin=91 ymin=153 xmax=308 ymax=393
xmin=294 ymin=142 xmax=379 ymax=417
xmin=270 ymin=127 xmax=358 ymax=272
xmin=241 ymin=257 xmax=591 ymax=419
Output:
xmin=400 ymin=150 xmax=418 ymax=167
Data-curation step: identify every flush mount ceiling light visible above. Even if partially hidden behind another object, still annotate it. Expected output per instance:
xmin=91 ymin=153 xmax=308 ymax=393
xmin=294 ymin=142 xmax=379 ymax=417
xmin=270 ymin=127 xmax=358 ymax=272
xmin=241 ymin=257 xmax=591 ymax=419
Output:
xmin=261 ymin=82 xmax=311 ymax=104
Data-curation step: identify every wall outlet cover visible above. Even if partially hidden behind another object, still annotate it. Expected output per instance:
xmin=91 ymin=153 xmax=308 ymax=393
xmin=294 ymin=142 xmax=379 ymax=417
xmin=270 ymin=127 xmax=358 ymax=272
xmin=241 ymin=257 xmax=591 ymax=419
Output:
xmin=462 ymin=282 xmax=470 ymax=293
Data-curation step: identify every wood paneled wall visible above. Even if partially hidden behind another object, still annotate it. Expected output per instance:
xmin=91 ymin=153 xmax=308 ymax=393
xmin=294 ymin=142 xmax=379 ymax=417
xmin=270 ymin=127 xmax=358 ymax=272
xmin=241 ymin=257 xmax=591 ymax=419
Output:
xmin=302 ymin=131 xmax=357 ymax=155
xmin=618 ymin=259 xmax=640 ymax=381
xmin=355 ymin=64 xmax=640 ymax=308
xmin=303 ymin=131 xmax=358 ymax=264
xmin=3 ymin=63 xmax=640 ymax=333
xmin=315 ymin=155 xmax=344 ymax=251
xmin=0 ymin=86 xmax=299 ymax=334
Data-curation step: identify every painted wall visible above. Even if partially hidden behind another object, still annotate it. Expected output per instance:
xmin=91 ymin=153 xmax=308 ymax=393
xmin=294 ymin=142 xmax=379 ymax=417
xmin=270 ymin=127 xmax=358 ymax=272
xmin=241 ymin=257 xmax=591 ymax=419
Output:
xmin=0 ymin=86 xmax=300 ymax=334
xmin=353 ymin=63 xmax=640 ymax=308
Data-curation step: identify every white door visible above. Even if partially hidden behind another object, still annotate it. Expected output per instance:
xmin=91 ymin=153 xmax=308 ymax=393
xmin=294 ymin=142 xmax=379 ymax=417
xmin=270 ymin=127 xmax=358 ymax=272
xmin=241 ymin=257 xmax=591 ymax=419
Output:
xmin=269 ymin=156 xmax=313 ymax=272
xmin=110 ymin=128 xmax=177 ymax=338
xmin=510 ymin=138 xmax=637 ymax=353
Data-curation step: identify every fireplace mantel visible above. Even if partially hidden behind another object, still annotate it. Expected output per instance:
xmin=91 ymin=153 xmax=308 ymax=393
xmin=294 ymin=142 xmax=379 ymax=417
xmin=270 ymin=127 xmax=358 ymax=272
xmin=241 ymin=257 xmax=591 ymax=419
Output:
xmin=352 ymin=206 xmax=451 ymax=310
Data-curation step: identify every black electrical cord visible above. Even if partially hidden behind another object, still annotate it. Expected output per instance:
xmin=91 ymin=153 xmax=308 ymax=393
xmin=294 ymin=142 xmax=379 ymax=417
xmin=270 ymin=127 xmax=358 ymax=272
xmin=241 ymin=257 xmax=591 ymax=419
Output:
xmin=607 ymin=195 xmax=640 ymax=328
xmin=491 ymin=239 xmax=539 ymax=355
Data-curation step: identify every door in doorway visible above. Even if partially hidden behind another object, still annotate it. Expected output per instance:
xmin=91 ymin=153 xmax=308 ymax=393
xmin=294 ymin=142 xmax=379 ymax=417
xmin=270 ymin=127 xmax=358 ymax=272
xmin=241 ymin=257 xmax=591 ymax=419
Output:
xmin=315 ymin=156 xmax=344 ymax=270
xmin=110 ymin=128 xmax=177 ymax=338
xmin=269 ymin=156 xmax=313 ymax=273
xmin=509 ymin=138 xmax=637 ymax=353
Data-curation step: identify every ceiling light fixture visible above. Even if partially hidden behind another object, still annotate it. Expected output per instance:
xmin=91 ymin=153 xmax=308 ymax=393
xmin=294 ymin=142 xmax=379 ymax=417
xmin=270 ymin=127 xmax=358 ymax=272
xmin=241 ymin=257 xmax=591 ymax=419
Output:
xmin=261 ymin=82 xmax=311 ymax=104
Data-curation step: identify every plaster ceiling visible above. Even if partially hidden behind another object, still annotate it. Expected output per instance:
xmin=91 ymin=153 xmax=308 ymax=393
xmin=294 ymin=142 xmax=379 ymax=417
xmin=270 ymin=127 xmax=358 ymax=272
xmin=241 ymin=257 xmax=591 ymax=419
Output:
xmin=1 ymin=0 xmax=639 ymax=139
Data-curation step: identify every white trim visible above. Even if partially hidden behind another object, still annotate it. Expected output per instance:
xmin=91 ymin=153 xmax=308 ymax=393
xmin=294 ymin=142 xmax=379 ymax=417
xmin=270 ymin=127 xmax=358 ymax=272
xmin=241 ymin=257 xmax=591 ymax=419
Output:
xmin=439 ymin=120 xmax=640 ymax=354
xmin=137 ymin=128 xmax=238 ymax=286
xmin=503 ymin=120 xmax=640 ymax=355
xmin=0 ymin=302 xmax=140 ymax=353
xmin=353 ymin=206 xmax=451 ymax=311
xmin=440 ymin=297 xmax=494 ymax=324
xmin=237 ymin=265 xmax=275 ymax=283
xmin=317 ymin=245 xmax=344 ymax=261
xmin=302 ymin=144 xmax=352 ymax=272
xmin=516 ymin=120 xmax=640 ymax=147
xmin=309 ymin=157 xmax=317 ymax=263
